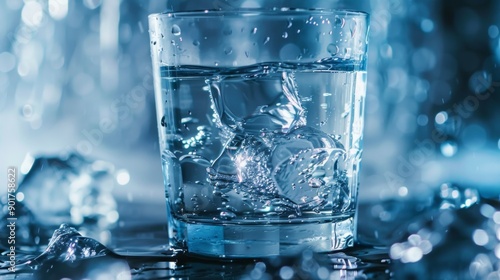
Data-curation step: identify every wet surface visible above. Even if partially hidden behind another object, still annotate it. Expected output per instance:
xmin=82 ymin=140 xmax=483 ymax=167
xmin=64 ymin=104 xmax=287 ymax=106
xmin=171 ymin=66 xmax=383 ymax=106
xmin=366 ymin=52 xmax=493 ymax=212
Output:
xmin=0 ymin=197 xmax=413 ymax=279
xmin=3 ymin=194 xmax=500 ymax=279
xmin=1 ymin=201 xmax=392 ymax=279
xmin=1 ymin=239 xmax=391 ymax=280
xmin=1 ymin=166 xmax=498 ymax=280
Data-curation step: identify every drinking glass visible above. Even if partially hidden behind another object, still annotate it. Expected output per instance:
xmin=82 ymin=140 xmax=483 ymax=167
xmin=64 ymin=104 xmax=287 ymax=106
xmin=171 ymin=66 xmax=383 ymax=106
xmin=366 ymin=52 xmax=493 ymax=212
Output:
xmin=149 ymin=8 xmax=369 ymax=258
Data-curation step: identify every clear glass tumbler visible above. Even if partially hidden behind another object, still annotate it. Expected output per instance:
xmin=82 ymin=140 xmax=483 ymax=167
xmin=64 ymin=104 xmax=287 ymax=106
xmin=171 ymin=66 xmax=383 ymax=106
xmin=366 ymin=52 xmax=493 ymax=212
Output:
xmin=149 ymin=9 xmax=369 ymax=258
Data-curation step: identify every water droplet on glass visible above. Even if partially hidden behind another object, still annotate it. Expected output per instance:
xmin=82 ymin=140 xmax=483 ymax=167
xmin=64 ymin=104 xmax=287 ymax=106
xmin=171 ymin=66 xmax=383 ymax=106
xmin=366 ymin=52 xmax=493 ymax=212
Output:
xmin=287 ymin=20 xmax=293 ymax=28
xmin=334 ymin=16 xmax=345 ymax=28
xmin=323 ymin=92 xmax=332 ymax=97
xmin=252 ymin=27 xmax=257 ymax=34
xmin=327 ymin=44 xmax=339 ymax=55
xmin=161 ymin=116 xmax=166 ymax=127
xmin=171 ymin=24 xmax=181 ymax=36
xmin=193 ymin=40 xmax=200 ymax=46
xmin=224 ymin=47 xmax=233 ymax=55
xmin=263 ymin=37 xmax=270 ymax=44
xmin=282 ymin=32 xmax=288 ymax=38
xmin=297 ymin=29 xmax=301 ymax=34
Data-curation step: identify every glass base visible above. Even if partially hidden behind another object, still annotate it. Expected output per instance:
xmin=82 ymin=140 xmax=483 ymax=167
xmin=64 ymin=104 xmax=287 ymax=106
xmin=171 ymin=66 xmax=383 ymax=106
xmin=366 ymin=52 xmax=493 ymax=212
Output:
xmin=172 ymin=217 xmax=354 ymax=258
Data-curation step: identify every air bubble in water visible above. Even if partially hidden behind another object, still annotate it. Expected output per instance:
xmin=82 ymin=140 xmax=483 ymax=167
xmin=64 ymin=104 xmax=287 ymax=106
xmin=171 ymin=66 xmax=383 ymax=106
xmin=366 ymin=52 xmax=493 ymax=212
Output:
xmin=220 ymin=211 xmax=237 ymax=220
xmin=193 ymin=40 xmax=200 ymax=46
xmin=263 ymin=37 xmax=270 ymax=45
xmin=282 ymin=32 xmax=288 ymax=38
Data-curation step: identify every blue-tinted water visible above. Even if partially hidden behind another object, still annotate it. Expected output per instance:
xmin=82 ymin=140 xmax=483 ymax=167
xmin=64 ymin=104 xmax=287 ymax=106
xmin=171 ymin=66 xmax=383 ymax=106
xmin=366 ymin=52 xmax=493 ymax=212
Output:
xmin=157 ymin=61 xmax=366 ymax=256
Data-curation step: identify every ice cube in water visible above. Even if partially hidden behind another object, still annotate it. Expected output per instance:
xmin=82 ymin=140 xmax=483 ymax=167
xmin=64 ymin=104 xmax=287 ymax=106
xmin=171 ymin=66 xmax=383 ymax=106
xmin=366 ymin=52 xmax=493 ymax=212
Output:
xmin=271 ymin=126 xmax=346 ymax=208
xmin=208 ymin=69 xmax=305 ymax=134
xmin=208 ymin=126 xmax=347 ymax=214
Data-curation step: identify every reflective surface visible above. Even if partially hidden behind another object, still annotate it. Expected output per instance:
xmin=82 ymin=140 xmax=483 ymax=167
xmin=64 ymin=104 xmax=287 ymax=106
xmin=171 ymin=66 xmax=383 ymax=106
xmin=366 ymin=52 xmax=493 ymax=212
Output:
xmin=1 ymin=0 xmax=499 ymax=278
xmin=3 ymin=184 xmax=500 ymax=279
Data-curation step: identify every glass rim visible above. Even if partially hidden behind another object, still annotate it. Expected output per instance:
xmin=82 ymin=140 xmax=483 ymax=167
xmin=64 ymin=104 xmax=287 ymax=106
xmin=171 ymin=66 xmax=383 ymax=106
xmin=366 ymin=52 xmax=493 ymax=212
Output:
xmin=149 ymin=8 xmax=369 ymax=19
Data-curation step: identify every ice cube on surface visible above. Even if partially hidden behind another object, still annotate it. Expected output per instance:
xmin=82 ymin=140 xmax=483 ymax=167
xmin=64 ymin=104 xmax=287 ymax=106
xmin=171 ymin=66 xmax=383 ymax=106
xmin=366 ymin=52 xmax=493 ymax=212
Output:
xmin=18 ymin=153 xmax=117 ymax=228
xmin=28 ymin=224 xmax=111 ymax=266
xmin=27 ymin=224 xmax=130 ymax=280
